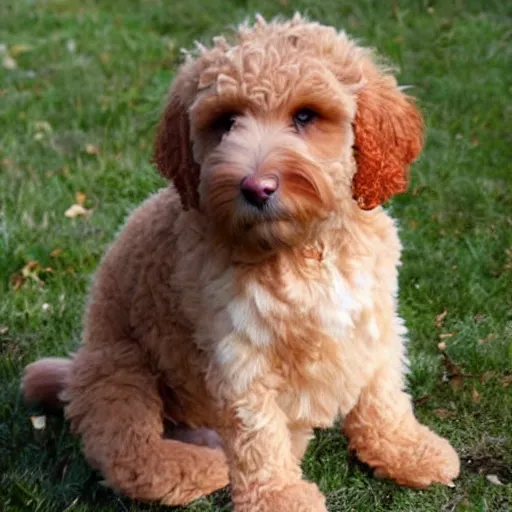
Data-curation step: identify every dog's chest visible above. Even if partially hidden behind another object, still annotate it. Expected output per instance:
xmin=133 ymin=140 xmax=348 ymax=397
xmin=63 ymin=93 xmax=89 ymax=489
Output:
xmin=208 ymin=260 xmax=380 ymax=425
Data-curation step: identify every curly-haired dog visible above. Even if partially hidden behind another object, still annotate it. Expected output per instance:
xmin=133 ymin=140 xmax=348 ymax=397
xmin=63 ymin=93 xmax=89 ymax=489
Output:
xmin=23 ymin=15 xmax=460 ymax=511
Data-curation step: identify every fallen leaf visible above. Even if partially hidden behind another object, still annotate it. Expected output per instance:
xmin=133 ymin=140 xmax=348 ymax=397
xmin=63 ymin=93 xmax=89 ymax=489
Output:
xmin=10 ymin=43 xmax=32 ymax=57
xmin=440 ymin=332 xmax=455 ymax=339
xmin=433 ymin=408 xmax=455 ymax=420
xmin=472 ymin=389 xmax=480 ymax=403
xmin=75 ymin=191 xmax=87 ymax=206
xmin=502 ymin=375 xmax=512 ymax=388
xmin=85 ymin=143 xmax=99 ymax=155
xmin=478 ymin=334 xmax=496 ymax=345
xmin=64 ymin=204 xmax=89 ymax=218
xmin=442 ymin=352 xmax=463 ymax=375
xmin=450 ymin=375 xmax=464 ymax=392
xmin=0 ymin=326 xmax=8 ymax=335
xmin=11 ymin=273 xmax=24 ymax=289
xmin=480 ymin=371 xmax=496 ymax=383
xmin=50 ymin=248 xmax=62 ymax=258
xmin=3 ymin=55 xmax=17 ymax=69
xmin=30 ymin=415 xmax=46 ymax=430
xmin=435 ymin=309 xmax=448 ymax=329
xmin=414 ymin=395 xmax=431 ymax=406
xmin=441 ymin=352 xmax=467 ymax=391
xmin=486 ymin=474 xmax=503 ymax=486
xmin=438 ymin=341 xmax=447 ymax=352
xmin=21 ymin=260 xmax=43 ymax=285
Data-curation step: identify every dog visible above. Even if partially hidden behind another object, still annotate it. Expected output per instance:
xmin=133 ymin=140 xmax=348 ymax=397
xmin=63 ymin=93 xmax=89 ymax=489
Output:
xmin=23 ymin=14 xmax=460 ymax=511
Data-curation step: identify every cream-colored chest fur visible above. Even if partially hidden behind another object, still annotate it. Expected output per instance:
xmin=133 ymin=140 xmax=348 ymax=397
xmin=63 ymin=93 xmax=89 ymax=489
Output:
xmin=199 ymin=253 xmax=389 ymax=427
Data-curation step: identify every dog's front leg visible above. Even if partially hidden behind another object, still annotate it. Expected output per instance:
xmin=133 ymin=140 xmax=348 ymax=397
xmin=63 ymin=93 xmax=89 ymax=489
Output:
xmin=342 ymin=347 xmax=460 ymax=488
xmin=218 ymin=385 xmax=327 ymax=512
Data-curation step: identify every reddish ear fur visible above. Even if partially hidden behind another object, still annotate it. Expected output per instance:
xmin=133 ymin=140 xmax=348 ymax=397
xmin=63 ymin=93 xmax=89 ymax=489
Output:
xmin=153 ymin=95 xmax=201 ymax=210
xmin=352 ymin=78 xmax=424 ymax=210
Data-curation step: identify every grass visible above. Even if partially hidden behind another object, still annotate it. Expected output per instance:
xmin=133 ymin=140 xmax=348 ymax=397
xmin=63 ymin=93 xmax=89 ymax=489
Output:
xmin=0 ymin=0 xmax=511 ymax=510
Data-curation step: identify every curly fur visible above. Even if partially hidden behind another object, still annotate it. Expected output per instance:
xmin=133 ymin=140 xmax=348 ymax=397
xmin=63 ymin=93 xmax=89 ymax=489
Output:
xmin=23 ymin=14 xmax=459 ymax=511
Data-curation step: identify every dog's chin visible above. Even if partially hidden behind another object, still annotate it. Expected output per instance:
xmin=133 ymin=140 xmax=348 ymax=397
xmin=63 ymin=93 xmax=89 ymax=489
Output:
xmin=215 ymin=207 xmax=322 ymax=263
xmin=236 ymin=218 xmax=308 ymax=253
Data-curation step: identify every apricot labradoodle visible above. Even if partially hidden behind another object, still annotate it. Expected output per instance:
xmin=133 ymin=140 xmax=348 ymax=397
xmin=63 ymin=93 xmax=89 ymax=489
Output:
xmin=23 ymin=14 xmax=460 ymax=512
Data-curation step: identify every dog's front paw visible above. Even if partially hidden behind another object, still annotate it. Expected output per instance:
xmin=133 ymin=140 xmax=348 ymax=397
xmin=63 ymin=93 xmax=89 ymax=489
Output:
xmin=375 ymin=429 xmax=460 ymax=488
xmin=233 ymin=481 xmax=327 ymax=512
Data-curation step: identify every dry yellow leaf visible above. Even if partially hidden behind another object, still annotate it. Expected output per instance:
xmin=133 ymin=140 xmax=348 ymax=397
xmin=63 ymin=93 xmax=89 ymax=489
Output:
xmin=435 ymin=309 xmax=448 ymax=329
xmin=10 ymin=44 xmax=32 ymax=57
xmin=65 ymin=204 xmax=89 ymax=218
xmin=75 ymin=191 xmax=87 ymax=206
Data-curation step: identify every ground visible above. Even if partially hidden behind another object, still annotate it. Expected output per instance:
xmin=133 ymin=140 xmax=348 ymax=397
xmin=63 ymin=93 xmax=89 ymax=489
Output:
xmin=0 ymin=0 xmax=511 ymax=511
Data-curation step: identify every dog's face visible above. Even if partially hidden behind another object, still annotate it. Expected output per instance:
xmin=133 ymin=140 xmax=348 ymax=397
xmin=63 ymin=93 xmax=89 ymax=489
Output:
xmin=192 ymin=55 xmax=353 ymax=254
xmin=154 ymin=16 xmax=423 ymax=256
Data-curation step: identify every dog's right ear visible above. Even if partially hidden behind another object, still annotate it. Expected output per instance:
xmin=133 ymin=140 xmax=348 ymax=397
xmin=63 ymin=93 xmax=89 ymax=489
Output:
xmin=153 ymin=94 xmax=201 ymax=210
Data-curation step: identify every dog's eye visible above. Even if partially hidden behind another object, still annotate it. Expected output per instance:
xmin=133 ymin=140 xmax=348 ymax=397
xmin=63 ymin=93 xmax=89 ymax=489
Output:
xmin=293 ymin=108 xmax=318 ymax=129
xmin=212 ymin=113 xmax=237 ymax=134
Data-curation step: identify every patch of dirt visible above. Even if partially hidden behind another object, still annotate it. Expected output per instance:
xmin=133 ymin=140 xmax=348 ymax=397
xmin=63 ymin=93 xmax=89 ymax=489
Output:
xmin=461 ymin=454 xmax=512 ymax=484
xmin=460 ymin=437 xmax=512 ymax=484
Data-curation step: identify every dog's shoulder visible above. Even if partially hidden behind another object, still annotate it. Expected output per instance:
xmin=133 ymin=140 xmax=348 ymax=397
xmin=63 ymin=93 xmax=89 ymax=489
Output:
xmin=86 ymin=186 xmax=185 ymax=314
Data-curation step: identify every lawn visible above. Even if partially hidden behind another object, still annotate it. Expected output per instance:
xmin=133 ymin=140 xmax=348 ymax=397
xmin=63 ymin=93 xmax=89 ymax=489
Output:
xmin=0 ymin=0 xmax=511 ymax=511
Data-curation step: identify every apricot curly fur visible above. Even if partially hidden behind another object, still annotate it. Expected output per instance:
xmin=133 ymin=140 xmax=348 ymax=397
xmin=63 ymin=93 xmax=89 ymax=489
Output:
xmin=23 ymin=14 xmax=458 ymax=511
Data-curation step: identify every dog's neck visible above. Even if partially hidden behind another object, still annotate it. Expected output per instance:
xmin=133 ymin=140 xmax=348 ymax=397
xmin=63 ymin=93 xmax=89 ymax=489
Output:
xmin=227 ymin=213 xmax=348 ymax=269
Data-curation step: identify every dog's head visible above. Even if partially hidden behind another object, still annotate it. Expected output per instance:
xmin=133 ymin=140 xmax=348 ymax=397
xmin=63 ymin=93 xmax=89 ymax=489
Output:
xmin=154 ymin=15 xmax=423 ymax=256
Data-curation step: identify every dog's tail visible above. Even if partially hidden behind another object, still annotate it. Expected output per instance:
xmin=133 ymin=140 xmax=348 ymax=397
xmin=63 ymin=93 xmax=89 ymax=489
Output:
xmin=22 ymin=357 xmax=72 ymax=408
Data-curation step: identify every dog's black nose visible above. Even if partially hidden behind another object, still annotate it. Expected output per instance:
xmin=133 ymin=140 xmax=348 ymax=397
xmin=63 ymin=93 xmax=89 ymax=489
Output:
xmin=240 ymin=175 xmax=279 ymax=208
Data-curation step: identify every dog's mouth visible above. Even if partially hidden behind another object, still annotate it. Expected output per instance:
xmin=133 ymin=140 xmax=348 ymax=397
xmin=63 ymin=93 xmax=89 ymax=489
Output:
xmin=231 ymin=215 xmax=310 ymax=255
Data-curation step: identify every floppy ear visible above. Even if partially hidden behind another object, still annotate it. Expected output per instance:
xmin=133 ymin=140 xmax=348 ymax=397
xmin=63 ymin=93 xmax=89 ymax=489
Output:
xmin=352 ymin=78 xmax=424 ymax=210
xmin=153 ymin=95 xmax=201 ymax=210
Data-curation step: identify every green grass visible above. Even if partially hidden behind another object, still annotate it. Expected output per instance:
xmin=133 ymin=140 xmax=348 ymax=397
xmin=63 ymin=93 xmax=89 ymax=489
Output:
xmin=1 ymin=0 xmax=511 ymax=510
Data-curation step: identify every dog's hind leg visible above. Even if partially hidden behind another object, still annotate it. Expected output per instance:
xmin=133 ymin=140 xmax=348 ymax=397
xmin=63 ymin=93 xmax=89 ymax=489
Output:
xmin=343 ymin=357 xmax=460 ymax=488
xmin=63 ymin=345 xmax=229 ymax=505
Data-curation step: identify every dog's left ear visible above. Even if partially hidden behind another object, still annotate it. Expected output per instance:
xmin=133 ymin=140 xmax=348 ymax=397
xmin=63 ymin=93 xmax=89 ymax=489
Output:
xmin=352 ymin=77 xmax=424 ymax=210
xmin=153 ymin=94 xmax=201 ymax=210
